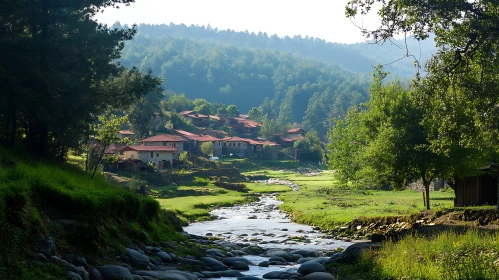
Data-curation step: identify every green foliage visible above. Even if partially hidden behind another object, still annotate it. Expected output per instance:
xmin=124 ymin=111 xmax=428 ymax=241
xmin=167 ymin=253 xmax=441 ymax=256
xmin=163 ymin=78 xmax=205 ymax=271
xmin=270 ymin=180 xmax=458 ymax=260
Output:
xmin=200 ymin=142 xmax=214 ymax=157
xmin=0 ymin=148 xmax=182 ymax=279
xmin=193 ymin=98 xmax=212 ymax=115
xmin=128 ymin=89 xmax=164 ymax=139
xmin=179 ymin=151 xmax=190 ymax=164
xmin=226 ymin=105 xmax=240 ymax=117
xmin=0 ymin=3 xmax=161 ymax=159
xmin=247 ymin=107 xmax=262 ymax=121
xmin=217 ymin=107 xmax=228 ymax=118
xmin=294 ymin=131 xmax=324 ymax=162
xmin=358 ymin=231 xmax=499 ymax=280
xmin=192 ymin=177 xmax=210 ymax=186
xmin=119 ymin=34 xmax=370 ymax=137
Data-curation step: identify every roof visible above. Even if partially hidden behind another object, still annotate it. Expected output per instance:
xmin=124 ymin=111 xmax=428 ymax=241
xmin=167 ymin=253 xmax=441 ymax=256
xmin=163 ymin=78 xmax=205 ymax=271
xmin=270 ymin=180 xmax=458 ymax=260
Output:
xmin=179 ymin=110 xmax=196 ymax=116
xmin=120 ymin=146 xmax=177 ymax=152
xmin=288 ymin=128 xmax=305 ymax=133
xmin=141 ymin=134 xmax=186 ymax=142
xmin=223 ymin=136 xmax=251 ymax=142
xmin=209 ymin=115 xmax=221 ymax=120
xmin=192 ymin=135 xmax=222 ymax=142
xmin=105 ymin=143 xmax=126 ymax=154
xmin=230 ymin=118 xmax=262 ymax=128
xmin=239 ymin=114 xmax=249 ymax=119
xmin=201 ymin=129 xmax=228 ymax=135
xmin=281 ymin=136 xmax=304 ymax=143
xmin=119 ymin=130 xmax=135 ymax=135
xmin=171 ymin=129 xmax=198 ymax=137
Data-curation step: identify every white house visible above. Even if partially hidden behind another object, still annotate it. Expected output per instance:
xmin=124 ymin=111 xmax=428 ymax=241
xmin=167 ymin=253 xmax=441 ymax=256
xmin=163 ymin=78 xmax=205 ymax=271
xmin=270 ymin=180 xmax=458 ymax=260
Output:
xmin=120 ymin=146 xmax=176 ymax=169
xmin=140 ymin=134 xmax=186 ymax=159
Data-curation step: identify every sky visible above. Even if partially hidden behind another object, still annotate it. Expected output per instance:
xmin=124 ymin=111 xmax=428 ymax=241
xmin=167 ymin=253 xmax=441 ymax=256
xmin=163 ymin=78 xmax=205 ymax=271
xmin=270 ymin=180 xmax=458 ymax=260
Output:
xmin=94 ymin=0 xmax=382 ymax=44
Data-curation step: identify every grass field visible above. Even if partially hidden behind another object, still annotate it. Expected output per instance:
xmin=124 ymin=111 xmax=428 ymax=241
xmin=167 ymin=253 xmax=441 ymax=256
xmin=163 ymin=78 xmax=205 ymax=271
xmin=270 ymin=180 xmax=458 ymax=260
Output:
xmin=243 ymin=170 xmax=455 ymax=228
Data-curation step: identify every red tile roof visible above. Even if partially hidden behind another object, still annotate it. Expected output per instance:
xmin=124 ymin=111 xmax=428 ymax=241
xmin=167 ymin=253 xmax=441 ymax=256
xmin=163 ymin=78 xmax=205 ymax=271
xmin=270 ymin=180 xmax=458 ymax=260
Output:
xmin=201 ymin=129 xmax=228 ymax=135
xmin=288 ymin=128 xmax=305 ymax=133
xmin=192 ymin=135 xmax=222 ymax=142
xmin=105 ymin=143 xmax=126 ymax=154
xmin=171 ymin=129 xmax=198 ymax=137
xmin=119 ymin=130 xmax=135 ymax=135
xmin=179 ymin=110 xmax=195 ymax=116
xmin=120 ymin=146 xmax=177 ymax=152
xmin=141 ymin=134 xmax=186 ymax=142
xmin=209 ymin=115 xmax=221 ymax=120
xmin=223 ymin=136 xmax=251 ymax=142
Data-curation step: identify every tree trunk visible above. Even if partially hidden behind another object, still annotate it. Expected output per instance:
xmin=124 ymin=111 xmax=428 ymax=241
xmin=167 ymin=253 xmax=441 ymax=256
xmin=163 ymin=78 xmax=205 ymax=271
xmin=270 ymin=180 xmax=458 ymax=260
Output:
xmin=91 ymin=145 xmax=106 ymax=179
xmin=424 ymin=183 xmax=431 ymax=210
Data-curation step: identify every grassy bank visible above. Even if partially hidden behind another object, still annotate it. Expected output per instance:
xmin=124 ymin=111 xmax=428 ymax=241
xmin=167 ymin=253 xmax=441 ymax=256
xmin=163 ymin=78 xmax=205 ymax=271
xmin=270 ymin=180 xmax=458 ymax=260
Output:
xmin=0 ymin=148 xmax=184 ymax=279
xmin=336 ymin=230 xmax=499 ymax=280
xmin=243 ymin=170 xmax=455 ymax=228
xmin=155 ymin=181 xmax=291 ymax=222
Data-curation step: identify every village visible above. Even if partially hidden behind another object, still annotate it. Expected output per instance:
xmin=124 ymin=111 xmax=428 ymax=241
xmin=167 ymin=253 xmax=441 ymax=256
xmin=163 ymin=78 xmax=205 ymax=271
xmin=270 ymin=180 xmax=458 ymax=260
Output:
xmin=106 ymin=110 xmax=310 ymax=171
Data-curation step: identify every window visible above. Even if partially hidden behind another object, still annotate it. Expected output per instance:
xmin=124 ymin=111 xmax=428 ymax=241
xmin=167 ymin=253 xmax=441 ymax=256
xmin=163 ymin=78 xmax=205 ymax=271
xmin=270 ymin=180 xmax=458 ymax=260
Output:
xmin=156 ymin=153 xmax=159 ymax=157
xmin=150 ymin=152 xmax=153 ymax=158
xmin=162 ymin=142 xmax=166 ymax=146
xmin=173 ymin=143 xmax=176 ymax=148
xmin=238 ymin=143 xmax=240 ymax=147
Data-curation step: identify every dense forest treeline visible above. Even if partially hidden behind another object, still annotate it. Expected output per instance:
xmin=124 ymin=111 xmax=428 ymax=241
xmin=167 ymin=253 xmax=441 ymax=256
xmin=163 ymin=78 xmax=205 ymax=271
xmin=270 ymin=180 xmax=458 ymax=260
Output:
xmin=120 ymin=23 xmax=436 ymax=77
xmin=119 ymin=31 xmax=371 ymax=137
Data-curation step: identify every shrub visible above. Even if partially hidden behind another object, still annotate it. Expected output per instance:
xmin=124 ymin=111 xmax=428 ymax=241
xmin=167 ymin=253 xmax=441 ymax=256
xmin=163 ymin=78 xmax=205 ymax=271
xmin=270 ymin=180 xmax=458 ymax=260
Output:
xmin=192 ymin=177 xmax=209 ymax=186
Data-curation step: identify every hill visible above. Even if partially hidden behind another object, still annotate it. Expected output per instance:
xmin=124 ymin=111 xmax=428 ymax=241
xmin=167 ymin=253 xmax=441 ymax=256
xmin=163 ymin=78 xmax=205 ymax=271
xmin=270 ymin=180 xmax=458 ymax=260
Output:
xmin=126 ymin=23 xmax=436 ymax=77
xmin=120 ymin=33 xmax=370 ymax=136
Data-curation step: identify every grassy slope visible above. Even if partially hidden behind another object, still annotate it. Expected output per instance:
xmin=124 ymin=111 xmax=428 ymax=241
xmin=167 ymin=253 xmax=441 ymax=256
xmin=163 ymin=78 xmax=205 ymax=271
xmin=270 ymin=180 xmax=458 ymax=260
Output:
xmin=0 ymin=148 xmax=183 ymax=280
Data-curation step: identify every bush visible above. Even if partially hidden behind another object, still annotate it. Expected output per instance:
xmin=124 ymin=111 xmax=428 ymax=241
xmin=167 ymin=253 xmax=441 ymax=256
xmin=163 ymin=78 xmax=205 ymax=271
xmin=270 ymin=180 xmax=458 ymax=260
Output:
xmin=192 ymin=177 xmax=209 ymax=186
xmin=214 ymin=180 xmax=248 ymax=192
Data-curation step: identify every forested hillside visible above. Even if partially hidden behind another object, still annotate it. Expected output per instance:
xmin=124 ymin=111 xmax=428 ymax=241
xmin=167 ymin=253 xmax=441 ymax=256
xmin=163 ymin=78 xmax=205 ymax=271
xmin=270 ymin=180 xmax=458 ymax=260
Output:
xmin=120 ymin=34 xmax=370 ymax=137
xmin=126 ymin=23 xmax=436 ymax=77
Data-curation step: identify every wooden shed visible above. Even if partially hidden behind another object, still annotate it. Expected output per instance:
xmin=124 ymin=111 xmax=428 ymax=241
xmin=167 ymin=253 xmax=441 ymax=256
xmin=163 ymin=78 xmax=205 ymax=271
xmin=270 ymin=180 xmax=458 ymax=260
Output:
xmin=454 ymin=173 xmax=497 ymax=207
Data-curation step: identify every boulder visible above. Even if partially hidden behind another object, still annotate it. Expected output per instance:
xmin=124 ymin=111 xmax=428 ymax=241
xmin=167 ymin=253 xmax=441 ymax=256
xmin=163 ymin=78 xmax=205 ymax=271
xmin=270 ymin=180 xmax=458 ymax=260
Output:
xmin=342 ymin=242 xmax=382 ymax=263
xmin=132 ymin=276 xmax=144 ymax=280
xmin=297 ymin=261 xmax=326 ymax=276
xmin=222 ymin=257 xmax=252 ymax=266
xmin=97 ymin=265 xmax=133 ymax=280
xmin=75 ymin=257 xmax=88 ymax=267
xmin=180 ymin=257 xmax=205 ymax=267
xmin=302 ymin=272 xmax=336 ymax=280
xmin=258 ymin=261 xmax=269 ymax=267
xmin=200 ymin=257 xmax=228 ymax=271
xmin=88 ymin=267 xmax=104 ymax=280
xmin=242 ymin=246 xmax=265 ymax=255
xmin=328 ymin=252 xmax=343 ymax=263
xmin=290 ymin=249 xmax=318 ymax=258
xmin=133 ymin=270 xmax=199 ymax=280
xmin=237 ymin=277 xmax=263 ymax=280
xmin=268 ymin=256 xmax=286 ymax=263
xmin=206 ymin=249 xmax=225 ymax=258
xmin=262 ymin=271 xmax=298 ymax=279
xmin=232 ymin=261 xmax=249 ymax=270
xmin=370 ymin=233 xmax=387 ymax=242
xmin=68 ymin=271 xmax=83 ymax=280
xmin=76 ymin=266 xmax=89 ymax=280
xmin=50 ymin=256 xmax=77 ymax=273
xmin=200 ymin=271 xmax=222 ymax=278
xmin=156 ymin=252 xmax=174 ymax=263
xmin=36 ymin=236 xmax=56 ymax=257
xmin=125 ymin=248 xmax=151 ymax=268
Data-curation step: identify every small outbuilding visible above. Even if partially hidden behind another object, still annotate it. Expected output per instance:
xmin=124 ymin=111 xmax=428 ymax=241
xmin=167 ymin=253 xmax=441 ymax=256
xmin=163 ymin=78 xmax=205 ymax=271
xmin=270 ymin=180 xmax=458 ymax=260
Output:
xmin=454 ymin=173 xmax=497 ymax=207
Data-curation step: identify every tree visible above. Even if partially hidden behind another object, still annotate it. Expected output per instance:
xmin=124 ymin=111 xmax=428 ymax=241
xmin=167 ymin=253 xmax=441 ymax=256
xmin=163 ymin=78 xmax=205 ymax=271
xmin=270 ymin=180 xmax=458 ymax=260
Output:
xmin=259 ymin=115 xmax=278 ymax=139
xmin=89 ymin=112 xmax=129 ymax=179
xmin=128 ymin=89 xmax=163 ymax=139
xmin=328 ymin=68 xmax=446 ymax=209
xmin=217 ymin=107 xmax=229 ymax=118
xmin=0 ymin=0 xmax=159 ymax=159
xmin=248 ymin=107 xmax=262 ymax=121
xmin=227 ymin=105 xmax=240 ymax=117
xmin=346 ymin=0 xmax=499 ymax=208
xmin=200 ymin=142 xmax=214 ymax=157
xmin=294 ymin=131 xmax=324 ymax=163
xmin=193 ymin=98 xmax=212 ymax=115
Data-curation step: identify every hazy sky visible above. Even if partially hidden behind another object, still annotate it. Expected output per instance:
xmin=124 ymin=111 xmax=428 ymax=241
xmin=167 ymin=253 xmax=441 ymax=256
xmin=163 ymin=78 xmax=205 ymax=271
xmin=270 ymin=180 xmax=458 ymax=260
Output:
xmin=95 ymin=0 xmax=382 ymax=44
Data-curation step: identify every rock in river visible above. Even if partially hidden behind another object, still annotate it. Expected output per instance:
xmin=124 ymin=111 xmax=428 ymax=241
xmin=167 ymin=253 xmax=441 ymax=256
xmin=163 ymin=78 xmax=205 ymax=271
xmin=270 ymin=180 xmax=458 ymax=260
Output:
xmin=302 ymin=272 xmax=336 ymax=280
xmin=98 ymin=265 xmax=133 ymax=280
xmin=200 ymin=257 xmax=228 ymax=271
xmin=133 ymin=270 xmax=199 ymax=280
xmin=297 ymin=261 xmax=326 ymax=275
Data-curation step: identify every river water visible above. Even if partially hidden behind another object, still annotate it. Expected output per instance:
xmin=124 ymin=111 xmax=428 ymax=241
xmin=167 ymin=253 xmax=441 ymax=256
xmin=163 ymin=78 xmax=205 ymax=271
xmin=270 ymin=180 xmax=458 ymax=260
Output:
xmin=184 ymin=194 xmax=352 ymax=279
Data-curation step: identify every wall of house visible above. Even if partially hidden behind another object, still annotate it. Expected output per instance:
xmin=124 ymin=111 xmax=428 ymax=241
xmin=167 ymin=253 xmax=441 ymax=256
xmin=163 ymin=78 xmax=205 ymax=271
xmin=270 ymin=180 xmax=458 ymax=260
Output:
xmin=137 ymin=151 xmax=173 ymax=169
xmin=223 ymin=141 xmax=251 ymax=157
xmin=288 ymin=133 xmax=304 ymax=139
xmin=143 ymin=141 xmax=183 ymax=159
xmin=122 ymin=150 xmax=139 ymax=159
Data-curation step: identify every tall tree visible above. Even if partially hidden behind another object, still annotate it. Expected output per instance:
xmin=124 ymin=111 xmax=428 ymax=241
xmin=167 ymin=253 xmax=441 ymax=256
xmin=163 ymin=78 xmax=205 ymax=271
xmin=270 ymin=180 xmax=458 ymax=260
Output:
xmin=0 ymin=0 xmax=159 ymax=159
xmin=227 ymin=105 xmax=240 ymax=117
xmin=128 ymin=89 xmax=163 ymax=139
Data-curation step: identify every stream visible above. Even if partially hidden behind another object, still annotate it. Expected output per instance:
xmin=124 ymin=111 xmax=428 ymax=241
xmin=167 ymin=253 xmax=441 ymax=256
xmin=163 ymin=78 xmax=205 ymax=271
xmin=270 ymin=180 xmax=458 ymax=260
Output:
xmin=184 ymin=194 xmax=353 ymax=279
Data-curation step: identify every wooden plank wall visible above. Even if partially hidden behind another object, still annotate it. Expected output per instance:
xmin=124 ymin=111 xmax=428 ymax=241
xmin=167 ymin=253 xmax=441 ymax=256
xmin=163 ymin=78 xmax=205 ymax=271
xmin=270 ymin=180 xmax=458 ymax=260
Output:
xmin=455 ymin=174 xmax=497 ymax=206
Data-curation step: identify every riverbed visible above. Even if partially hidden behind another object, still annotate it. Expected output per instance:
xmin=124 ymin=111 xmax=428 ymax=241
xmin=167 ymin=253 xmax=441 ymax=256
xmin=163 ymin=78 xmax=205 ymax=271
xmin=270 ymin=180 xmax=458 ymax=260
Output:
xmin=184 ymin=194 xmax=352 ymax=279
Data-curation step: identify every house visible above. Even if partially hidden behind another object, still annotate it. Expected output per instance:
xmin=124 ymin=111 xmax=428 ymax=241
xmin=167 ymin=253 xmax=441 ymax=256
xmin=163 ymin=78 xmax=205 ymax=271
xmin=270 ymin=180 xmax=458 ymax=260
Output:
xmin=140 ymin=134 xmax=186 ymax=159
xmin=226 ymin=117 xmax=262 ymax=135
xmin=104 ymin=143 xmax=126 ymax=156
xmin=454 ymin=172 xmax=497 ymax=206
xmin=117 ymin=130 xmax=135 ymax=140
xmin=191 ymin=135 xmax=223 ymax=157
xmin=120 ymin=145 xmax=176 ymax=169
xmin=274 ymin=133 xmax=302 ymax=148
xmin=247 ymin=139 xmax=280 ymax=159
xmin=208 ymin=115 xmax=225 ymax=127
xmin=179 ymin=110 xmax=208 ymax=127
xmin=288 ymin=128 xmax=306 ymax=139
xmin=222 ymin=136 xmax=251 ymax=157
